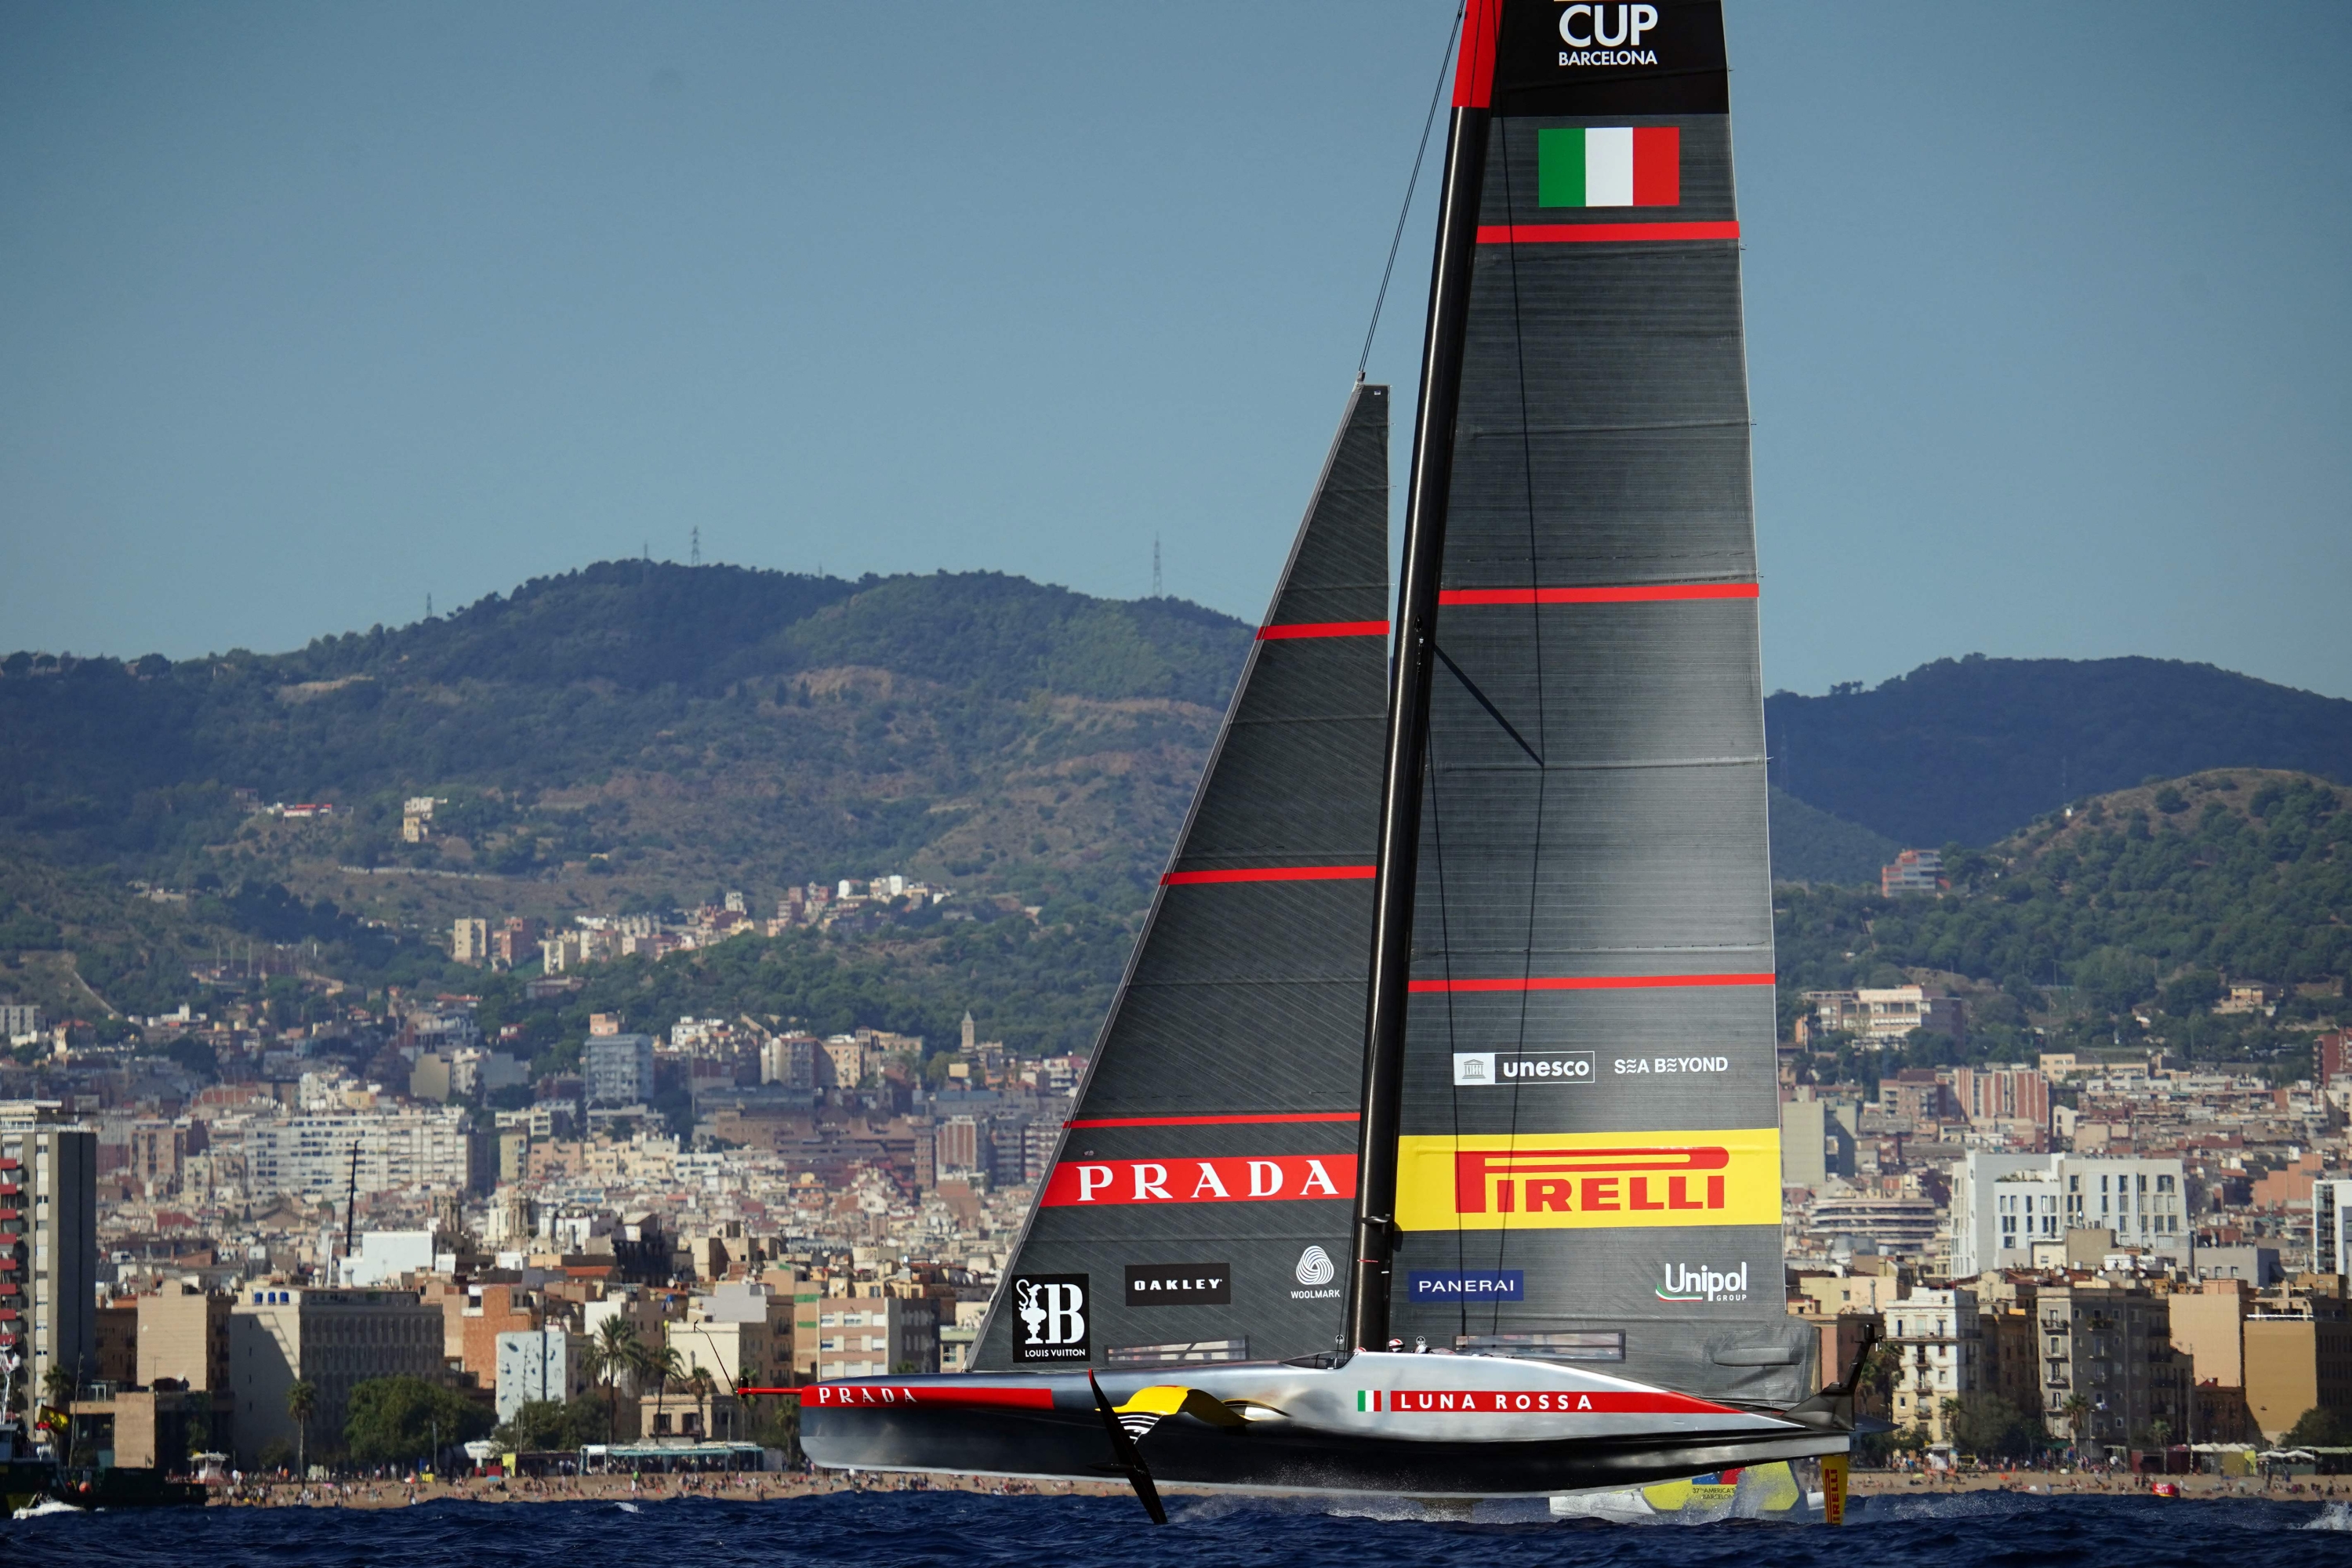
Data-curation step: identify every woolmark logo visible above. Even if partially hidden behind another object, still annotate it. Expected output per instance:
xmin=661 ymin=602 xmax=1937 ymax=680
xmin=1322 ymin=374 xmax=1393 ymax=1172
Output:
xmin=1558 ymin=2 xmax=1659 ymax=65
xmin=1011 ymin=1274 xmax=1090 ymax=1361
xmin=1657 ymin=1261 xmax=1750 ymax=1303
xmin=1291 ymin=1243 xmax=1341 ymax=1301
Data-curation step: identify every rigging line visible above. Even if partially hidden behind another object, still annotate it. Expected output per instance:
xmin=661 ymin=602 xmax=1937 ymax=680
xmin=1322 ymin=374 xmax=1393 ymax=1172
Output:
xmin=1433 ymin=644 xmax=1541 ymax=767
xmin=1493 ymin=122 xmax=1552 ymax=1338
xmin=1356 ymin=0 xmax=1467 ymax=381
xmin=1425 ymin=731 xmax=1470 ymax=1344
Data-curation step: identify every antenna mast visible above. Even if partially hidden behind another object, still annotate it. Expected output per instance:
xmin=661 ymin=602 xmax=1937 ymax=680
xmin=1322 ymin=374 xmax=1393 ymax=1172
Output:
xmin=343 ymin=1142 xmax=361 ymax=1279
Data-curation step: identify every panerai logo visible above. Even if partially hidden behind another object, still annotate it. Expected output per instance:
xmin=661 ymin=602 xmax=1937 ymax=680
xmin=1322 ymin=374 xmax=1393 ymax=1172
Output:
xmin=1657 ymin=1261 xmax=1749 ymax=1303
xmin=1558 ymin=2 xmax=1660 ymax=65
xmin=1011 ymin=1274 xmax=1090 ymax=1361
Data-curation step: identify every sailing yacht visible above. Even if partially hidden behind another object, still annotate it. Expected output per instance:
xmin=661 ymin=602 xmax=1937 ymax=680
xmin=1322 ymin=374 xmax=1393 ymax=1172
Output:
xmin=796 ymin=0 xmax=1861 ymax=1513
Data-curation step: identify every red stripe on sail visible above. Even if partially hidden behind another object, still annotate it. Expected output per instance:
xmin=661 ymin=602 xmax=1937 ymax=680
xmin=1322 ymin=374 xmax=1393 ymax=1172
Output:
xmin=1632 ymin=126 xmax=1681 ymax=207
xmin=1453 ymin=0 xmax=1502 ymax=109
xmin=1439 ymin=583 xmax=1757 ymax=606
xmin=1410 ymin=973 xmax=1776 ymax=994
xmin=1476 ymin=221 xmax=1739 ymax=245
xmin=1066 ymin=1112 xmax=1359 ymax=1128
xmin=1258 ymin=620 xmax=1388 ymax=640
xmin=1162 ymin=865 xmax=1376 ymax=886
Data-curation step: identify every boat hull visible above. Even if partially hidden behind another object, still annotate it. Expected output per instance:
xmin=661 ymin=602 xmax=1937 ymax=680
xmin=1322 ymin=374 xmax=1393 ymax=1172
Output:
xmin=800 ymin=1354 xmax=1847 ymax=1499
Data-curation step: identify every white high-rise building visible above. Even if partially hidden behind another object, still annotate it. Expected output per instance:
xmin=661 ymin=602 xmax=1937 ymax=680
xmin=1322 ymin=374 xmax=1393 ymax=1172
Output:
xmin=1949 ymin=1150 xmax=2191 ymax=1278
xmin=0 ymin=1102 xmax=99 ymax=1400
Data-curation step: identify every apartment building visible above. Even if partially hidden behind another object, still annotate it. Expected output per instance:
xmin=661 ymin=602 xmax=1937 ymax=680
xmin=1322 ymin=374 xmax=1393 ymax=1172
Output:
xmin=137 ymin=1284 xmax=234 ymax=1392
xmin=227 ymin=1287 xmax=445 ymax=1468
xmin=2035 ymin=1281 xmax=2190 ymax=1453
xmin=0 ymin=1102 xmax=99 ymax=1399
xmin=815 ymin=1290 xmax=937 ymax=1379
xmin=1950 ymin=1152 xmax=2192 ymax=1277
xmin=1802 ymin=986 xmax=1966 ymax=1047
xmin=2244 ymin=1291 xmax=2352 ymax=1443
xmin=1886 ymin=1287 xmax=1978 ymax=1445
xmin=494 ymin=1327 xmax=586 ymax=1422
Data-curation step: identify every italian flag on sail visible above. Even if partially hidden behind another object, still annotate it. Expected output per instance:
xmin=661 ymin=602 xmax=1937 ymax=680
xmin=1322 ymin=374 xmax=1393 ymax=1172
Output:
xmin=1537 ymin=126 xmax=1679 ymax=208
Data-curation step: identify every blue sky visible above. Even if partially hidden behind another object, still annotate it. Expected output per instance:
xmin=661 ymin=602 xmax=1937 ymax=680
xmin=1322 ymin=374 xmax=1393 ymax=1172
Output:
xmin=2 ymin=2 xmax=2347 ymax=697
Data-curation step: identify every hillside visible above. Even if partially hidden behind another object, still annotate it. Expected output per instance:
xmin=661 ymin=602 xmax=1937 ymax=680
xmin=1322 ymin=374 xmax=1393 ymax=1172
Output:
xmin=0 ymin=563 xmax=1256 ymax=923
xmin=1766 ymin=655 xmax=2352 ymax=851
xmin=1777 ymin=770 xmax=2351 ymax=1081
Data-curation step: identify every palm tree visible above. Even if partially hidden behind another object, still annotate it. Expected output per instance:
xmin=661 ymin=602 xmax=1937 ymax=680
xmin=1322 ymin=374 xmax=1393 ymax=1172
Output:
xmin=639 ymin=1343 xmax=683 ymax=1437
xmin=2061 ymin=1392 xmax=2093 ymax=1453
xmin=686 ymin=1367 xmax=716 ymax=1439
xmin=288 ymin=1380 xmax=318 ymax=1477
xmin=585 ymin=1317 xmax=644 ymax=1437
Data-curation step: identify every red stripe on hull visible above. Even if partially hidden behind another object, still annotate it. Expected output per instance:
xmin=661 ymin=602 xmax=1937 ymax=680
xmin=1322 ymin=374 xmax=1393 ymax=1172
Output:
xmin=1161 ymin=865 xmax=1376 ymax=886
xmin=801 ymin=1383 xmax=1055 ymax=1410
xmin=1476 ymin=221 xmax=1740 ymax=245
xmin=1374 ymin=1388 xmax=1740 ymax=1417
xmin=1439 ymin=583 xmax=1757 ymax=606
xmin=1411 ymin=973 xmax=1775 ymax=994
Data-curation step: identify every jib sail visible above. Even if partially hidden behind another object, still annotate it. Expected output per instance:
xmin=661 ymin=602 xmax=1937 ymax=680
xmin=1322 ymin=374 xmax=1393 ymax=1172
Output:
xmin=974 ymin=383 xmax=1390 ymax=1372
xmin=1359 ymin=0 xmax=1808 ymax=1400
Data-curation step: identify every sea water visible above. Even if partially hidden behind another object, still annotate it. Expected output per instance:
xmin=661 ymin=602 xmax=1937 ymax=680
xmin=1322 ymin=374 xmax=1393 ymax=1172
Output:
xmin=8 ymin=1490 xmax=2352 ymax=1566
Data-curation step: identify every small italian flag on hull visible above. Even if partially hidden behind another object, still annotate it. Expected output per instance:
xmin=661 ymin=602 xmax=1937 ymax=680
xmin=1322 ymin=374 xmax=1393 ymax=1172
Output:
xmin=1537 ymin=126 xmax=1680 ymax=208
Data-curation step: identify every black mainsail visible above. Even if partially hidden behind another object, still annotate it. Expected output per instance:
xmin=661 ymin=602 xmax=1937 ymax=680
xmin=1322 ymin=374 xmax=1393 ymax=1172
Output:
xmin=1356 ymin=0 xmax=1808 ymax=1402
xmin=974 ymin=384 xmax=1390 ymax=1372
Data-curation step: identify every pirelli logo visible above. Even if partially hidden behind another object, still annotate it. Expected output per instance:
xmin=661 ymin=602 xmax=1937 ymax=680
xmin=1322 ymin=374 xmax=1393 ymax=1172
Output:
xmin=1395 ymin=1130 xmax=1780 ymax=1232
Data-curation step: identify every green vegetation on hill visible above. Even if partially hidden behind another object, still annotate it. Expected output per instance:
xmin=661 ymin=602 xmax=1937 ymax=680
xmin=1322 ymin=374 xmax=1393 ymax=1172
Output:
xmin=1767 ymin=655 xmax=2352 ymax=849
xmin=1777 ymin=771 xmax=2350 ymax=1081
xmin=0 ymin=561 xmax=1254 ymax=920
xmin=1767 ymin=786 xmax=1900 ymax=887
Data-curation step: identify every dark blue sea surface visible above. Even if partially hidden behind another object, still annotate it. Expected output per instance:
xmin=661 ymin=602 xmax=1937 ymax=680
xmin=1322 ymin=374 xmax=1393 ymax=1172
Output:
xmin=10 ymin=1490 xmax=2352 ymax=1567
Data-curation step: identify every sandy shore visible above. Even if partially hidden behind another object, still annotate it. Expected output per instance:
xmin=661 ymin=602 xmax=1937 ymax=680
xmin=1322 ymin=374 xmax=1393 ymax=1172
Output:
xmin=1852 ymin=1467 xmax=2347 ymax=1501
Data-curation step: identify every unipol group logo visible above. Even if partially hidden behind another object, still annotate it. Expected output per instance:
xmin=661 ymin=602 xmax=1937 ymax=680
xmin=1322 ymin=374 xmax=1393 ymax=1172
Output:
xmin=1557 ymin=2 xmax=1660 ymax=66
xmin=1657 ymin=1260 xmax=1751 ymax=1304
xmin=1011 ymin=1273 xmax=1090 ymax=1363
